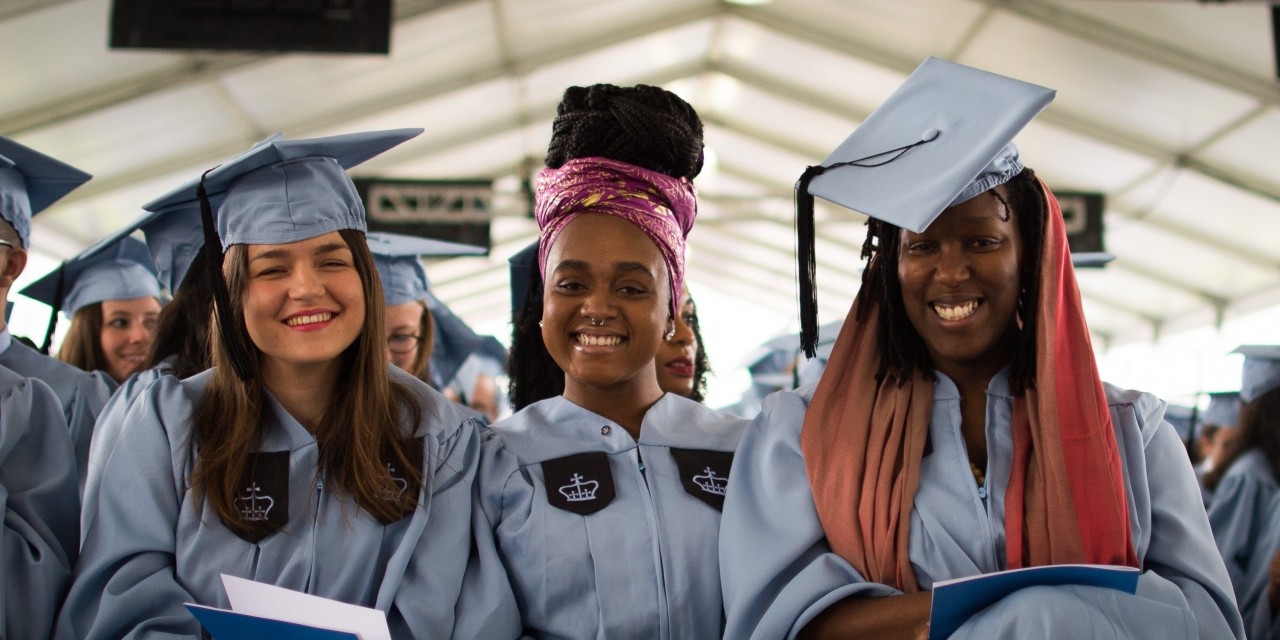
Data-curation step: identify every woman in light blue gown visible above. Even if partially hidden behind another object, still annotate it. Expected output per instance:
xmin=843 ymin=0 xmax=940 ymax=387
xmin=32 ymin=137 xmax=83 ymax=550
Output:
xmin=720 ymin=57 xmax=1241 ymax=640
xmin=57 ymin=130 xmax=518 ymax=640
xmin=478 ymin=83 xmax=748 ymax=639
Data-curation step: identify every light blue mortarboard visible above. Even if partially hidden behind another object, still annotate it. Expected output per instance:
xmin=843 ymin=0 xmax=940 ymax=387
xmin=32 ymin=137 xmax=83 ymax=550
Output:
xmin=1200 ymin=391 xmax=1241 ymax=429
xmin=794 ymin=56 xmax=1056 ymax=356
xmin=0 ymin=136 xmax=92 ymax=248
xmin=366 ymin=231 xmax=484 ymax=307
xmin=171 ymin=129 xmax=422 ymax=380
xmin=177 ymin=128 xmax=423 ymax=250
xmin=19 ymin=235 xmax=163 ymax=352
xmin=1234 ymin=345 xmax=1280 ymax=404
xmin=122 ymin=134 xmax=285 ymax=294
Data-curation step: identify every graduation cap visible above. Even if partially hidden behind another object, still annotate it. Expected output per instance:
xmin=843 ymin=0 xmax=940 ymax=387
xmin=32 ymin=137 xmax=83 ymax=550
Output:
xmin=507 ymin=239 xmax=539 ymax=322
xmin=1200 ymin=391 xmax=1241 ymax=429
xmin=1234 ymin=345 xmax=1280 ymax=404
xmin=1162 ymin=403 xmax=1196 ymax=443
xmin=365 ymin=231 xmax=484 ymax=307
xmin=0 ymin=136 xmax=92 ymax=248
xmin=19 ymin=235 xmax=163 ymax=353
xmin=794 ymin=56 xmax=1055 ymax=356
xmin=182 ymin=129 xmax=422 ymax=380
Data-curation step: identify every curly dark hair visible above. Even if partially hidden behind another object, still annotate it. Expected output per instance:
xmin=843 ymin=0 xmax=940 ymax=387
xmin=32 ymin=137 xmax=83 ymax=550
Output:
xmin=686 ymin=294 xmax=712 ymax=403
xmin=857 ymin=167 xmax=1046 ymax=394
xmin=508 ymin=82 xmax=705 ymax=411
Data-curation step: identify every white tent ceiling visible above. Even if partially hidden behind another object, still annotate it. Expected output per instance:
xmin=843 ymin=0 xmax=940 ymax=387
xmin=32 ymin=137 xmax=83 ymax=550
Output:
xmin=3 ymin=0 xmax=1279 ymax=398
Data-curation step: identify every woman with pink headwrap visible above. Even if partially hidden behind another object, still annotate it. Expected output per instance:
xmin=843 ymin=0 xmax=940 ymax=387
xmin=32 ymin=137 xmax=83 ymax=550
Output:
xmin=475 ymin=84 xmax=748 ymax=639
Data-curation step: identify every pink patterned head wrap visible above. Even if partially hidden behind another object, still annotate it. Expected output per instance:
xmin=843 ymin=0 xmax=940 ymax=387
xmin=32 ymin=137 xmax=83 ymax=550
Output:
xmin=535 ymin=156 xmax=697 ymax=319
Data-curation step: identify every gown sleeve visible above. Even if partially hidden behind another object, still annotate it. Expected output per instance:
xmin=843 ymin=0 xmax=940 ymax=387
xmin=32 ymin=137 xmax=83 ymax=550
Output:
xmin=82 ymin=370 xmax=157 ymax=545
xmin=384 ymin=409 xmax=522 ymax=640
xmin=719 ymin=389 xmax=898 ymax=640
xmin=53 ymin=378 xmax=200 ymax=640
xmin=1 ymin=375 xmax=79 ymax=640
xmin=67 ymin=370 xmax=115 ymax=492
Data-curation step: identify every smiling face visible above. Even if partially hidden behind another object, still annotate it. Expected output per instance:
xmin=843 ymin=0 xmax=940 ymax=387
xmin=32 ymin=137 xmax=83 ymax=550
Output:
xmin=655 ymin=288 xmax=697 ymax=397
xmin=897 ymin=190 xmax=1022 ymax=383
xmin=98 ymin=296 xmax=161 ymax=382
xmin=541 ymin=214 xmax=671 ymax=403
xmin=241 ymin=231 xmax=366 ymax=379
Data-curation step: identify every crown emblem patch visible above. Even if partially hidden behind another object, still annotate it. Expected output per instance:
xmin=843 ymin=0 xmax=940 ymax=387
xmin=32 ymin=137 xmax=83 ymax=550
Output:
xmin=376 ymin=437 xmax=424 ymax=524
xmin=235 ymin=483 xmax=275 ymax=521
xmin=542 ymin=451 xmax=615 ymax=516
xmin=230 ymin=450 xmax=290 ymax=543
xmin=670 ymin=448 xmax=734 ymax=511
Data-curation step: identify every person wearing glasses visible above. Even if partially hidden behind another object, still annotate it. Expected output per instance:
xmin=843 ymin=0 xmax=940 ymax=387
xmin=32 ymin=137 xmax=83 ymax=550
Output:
xmin=367 ymin=231 xmax=483 ymax=386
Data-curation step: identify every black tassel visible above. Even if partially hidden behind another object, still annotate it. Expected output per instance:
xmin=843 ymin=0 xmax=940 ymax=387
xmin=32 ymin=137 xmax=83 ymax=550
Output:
xmin=796 ymin=165 xmax=826 ymax=359
xmin=198 ymin=176 xmax=254 ymax=381
xmin=38 ymin=265 xmax=65 ymax=355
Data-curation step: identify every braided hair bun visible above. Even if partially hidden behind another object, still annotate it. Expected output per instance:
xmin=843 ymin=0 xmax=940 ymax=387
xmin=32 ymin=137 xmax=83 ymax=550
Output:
xmin=544 ymin=84 xmax=704 ymax=180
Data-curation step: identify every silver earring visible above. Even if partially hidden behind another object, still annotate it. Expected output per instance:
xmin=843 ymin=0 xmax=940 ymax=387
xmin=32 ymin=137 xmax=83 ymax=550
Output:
xmin=664 ymin=328 xmax=676 ymax=341
xmin=538 ymin=320 xmax=543 ymax=328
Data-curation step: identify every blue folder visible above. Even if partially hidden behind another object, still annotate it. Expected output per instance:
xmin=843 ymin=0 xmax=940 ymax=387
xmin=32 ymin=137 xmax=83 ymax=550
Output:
xmin=186 ymin=604 xmax=360 ymax=640
xmin=928 ymin=564 xmax=1140 ymax=639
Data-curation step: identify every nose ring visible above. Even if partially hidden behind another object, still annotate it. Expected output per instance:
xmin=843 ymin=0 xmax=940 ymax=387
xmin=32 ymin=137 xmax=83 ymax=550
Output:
xmin=590 ymin=317 xmax=605 ymax=327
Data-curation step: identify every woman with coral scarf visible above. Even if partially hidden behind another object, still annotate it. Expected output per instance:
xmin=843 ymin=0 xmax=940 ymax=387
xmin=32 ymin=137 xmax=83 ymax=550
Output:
xmin=720 ymin=58 xmax=1241 ymax=640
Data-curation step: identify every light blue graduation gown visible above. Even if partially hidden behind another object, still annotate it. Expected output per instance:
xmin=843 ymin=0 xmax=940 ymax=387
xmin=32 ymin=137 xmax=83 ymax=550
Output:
xmin=0 ymin=364 xmax=79 ymax=639
xmin=56 ymin=364 xmax=520 ymax=640
xmin=80 ymin=361 xmax=172 ymax=544
xmin=0 ymin=329 xmax=114 ymax=488
xmin=720 ymin=369 xmax=1243 ymax=640
xmin=1207 ymin=448 xmax=1278 ymax=602
xmin=1239 ymin=492 xmax=1280 ymax=639
xmin=478 ymin=393 xmax=748 ymax=639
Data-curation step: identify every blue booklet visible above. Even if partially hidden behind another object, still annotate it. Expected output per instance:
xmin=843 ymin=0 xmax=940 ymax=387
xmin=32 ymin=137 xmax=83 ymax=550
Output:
xmin=186 ymin=604 xmax=360 ymax=640
xmin=928 ymin=564 xmax=1140 ymax=640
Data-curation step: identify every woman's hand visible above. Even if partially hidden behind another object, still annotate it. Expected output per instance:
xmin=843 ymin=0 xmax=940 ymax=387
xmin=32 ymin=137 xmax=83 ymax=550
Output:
xmin=798 ymin=591 xmax=932 ymax=640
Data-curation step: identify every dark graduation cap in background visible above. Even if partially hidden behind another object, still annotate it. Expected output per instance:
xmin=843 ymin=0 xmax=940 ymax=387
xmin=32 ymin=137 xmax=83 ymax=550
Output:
xmin=0 ymin=136 xmax=92 ymax=249
xmin=153 ymin=128 xmax=422 ymax=381
xmin=20 ymin=234 xmax=163 ymax=354
xmin=507 ymin=239 xmax=540 ymax=323
xmin=794 ymin=56 xmax=1055 ymax=357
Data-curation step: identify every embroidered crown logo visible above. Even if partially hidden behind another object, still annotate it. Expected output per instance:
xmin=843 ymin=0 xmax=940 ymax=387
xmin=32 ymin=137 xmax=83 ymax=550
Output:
xmin=234 ymin=483 xmax=275 ymax=521
xmin=693 ymin=467 xmax=728 ymax=496
xmin=558 ymin=473 xmax=599 ymax=502
xmin=381 ymin=462 xmax=410 ymax=500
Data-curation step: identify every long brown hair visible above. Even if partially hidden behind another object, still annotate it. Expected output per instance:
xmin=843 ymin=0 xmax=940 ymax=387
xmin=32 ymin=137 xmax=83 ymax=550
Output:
xmin=57 ymin=303 xmax=108 ymax=373
xmin=409 ymin=300 xmax=435 ymax=384
xmin=145 ymin=248 xmax=214 ymax=379
xmin=1205 ymin=385 xmax=1280 ymax=491
xmin=189 ymin=229 xmax=425 ymax=537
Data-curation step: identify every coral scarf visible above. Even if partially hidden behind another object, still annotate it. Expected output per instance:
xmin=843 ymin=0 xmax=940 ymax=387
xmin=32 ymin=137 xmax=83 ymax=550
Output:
xmin=800 ymin=181 xmax=1137 ymax=592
